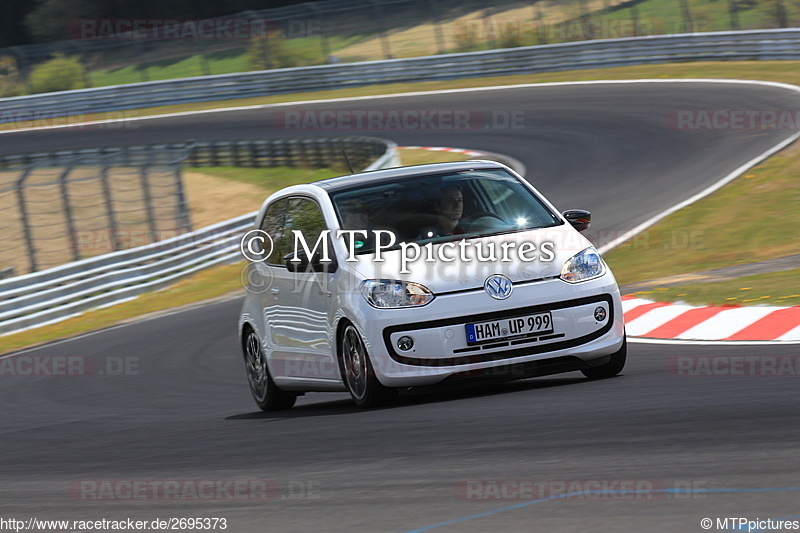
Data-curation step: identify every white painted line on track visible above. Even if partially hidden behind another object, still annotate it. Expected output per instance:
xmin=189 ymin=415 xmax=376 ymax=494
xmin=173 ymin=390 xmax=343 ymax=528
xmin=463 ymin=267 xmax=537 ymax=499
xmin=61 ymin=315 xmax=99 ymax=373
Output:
xmin=4 ymin=78 xmax=800 ymax=137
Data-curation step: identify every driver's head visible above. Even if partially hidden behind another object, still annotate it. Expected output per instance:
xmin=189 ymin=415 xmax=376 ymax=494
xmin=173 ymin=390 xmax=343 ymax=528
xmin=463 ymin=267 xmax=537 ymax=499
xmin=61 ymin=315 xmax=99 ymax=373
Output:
xmin=341 ymin=199 xmax=369 ymax=229
xmin=436 ymin=186 xmax=463 ymax=222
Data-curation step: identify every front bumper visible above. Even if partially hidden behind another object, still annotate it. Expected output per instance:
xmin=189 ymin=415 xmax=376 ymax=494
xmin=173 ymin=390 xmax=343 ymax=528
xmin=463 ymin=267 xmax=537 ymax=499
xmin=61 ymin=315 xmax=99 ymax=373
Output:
xmin=354 ymin=276 xmax=625 ymax=387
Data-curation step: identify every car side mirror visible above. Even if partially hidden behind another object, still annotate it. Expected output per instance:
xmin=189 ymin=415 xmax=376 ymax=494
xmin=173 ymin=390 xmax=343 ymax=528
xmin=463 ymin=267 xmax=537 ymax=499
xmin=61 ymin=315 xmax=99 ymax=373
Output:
xmin=562 ymin=209 xmax=591 ymax=232
xmin=284 ymin=250 xmax=338 ymax=273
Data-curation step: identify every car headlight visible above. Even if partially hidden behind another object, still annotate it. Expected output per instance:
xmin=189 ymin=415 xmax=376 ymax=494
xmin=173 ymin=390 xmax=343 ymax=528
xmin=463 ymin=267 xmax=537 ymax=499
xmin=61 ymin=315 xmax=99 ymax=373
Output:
xmin=360 ymin=280 xmax=435 ymax=308
xmin=560 ymin=247 xmax=606 ymax=283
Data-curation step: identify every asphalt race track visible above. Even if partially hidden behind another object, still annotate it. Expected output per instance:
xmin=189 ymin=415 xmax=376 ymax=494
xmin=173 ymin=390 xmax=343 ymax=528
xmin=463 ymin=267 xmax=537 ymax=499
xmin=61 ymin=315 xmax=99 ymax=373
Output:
xmin=2 ymin=81 xmax=800 ymax=531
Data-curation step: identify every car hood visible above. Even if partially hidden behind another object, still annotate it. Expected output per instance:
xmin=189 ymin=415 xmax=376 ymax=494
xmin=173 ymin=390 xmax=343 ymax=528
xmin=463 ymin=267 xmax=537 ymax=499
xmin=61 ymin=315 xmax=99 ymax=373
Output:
xmin=346 ymin=226 xmax=595 ymax=294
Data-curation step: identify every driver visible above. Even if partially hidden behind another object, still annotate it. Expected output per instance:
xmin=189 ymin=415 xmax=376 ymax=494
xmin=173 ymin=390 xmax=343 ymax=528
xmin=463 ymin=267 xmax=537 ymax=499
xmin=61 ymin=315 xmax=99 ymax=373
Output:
xmin=418 ymin=185 xmax=464 ymax=238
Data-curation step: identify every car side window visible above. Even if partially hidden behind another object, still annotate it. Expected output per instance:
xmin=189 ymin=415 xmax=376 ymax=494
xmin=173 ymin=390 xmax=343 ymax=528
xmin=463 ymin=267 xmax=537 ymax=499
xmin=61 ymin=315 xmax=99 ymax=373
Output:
xmin=260 ymin=198 xmax=290 ymax=266
xmin=280 ymin=197 xmax=329 ymax=264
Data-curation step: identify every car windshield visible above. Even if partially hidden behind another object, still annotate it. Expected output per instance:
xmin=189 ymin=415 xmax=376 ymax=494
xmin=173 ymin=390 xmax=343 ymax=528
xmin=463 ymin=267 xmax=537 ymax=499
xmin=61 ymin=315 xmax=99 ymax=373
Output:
xmin=330 ymin=169 xmax=562 ymax=254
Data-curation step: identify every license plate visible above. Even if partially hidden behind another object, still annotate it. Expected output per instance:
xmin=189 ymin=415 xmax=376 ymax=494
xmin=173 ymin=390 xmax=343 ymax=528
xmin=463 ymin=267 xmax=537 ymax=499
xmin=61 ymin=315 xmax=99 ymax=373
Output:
xmin=465 ymin=312 xmax=554 ymax=345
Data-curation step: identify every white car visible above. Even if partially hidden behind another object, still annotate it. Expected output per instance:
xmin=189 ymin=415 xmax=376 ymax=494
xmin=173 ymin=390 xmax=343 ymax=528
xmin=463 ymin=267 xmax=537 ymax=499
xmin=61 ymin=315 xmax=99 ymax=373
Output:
xmin=238 ymin=161 xmax=626 ymax=409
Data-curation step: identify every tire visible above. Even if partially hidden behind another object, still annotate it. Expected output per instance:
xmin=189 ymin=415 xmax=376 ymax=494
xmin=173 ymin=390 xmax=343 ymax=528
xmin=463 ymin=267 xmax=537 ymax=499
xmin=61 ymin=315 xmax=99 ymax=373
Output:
xmin=243 ymin=329 xmax=296 ymax=411
xmin=340 ymin=323 xmax=397 ymax=408
xmin=581 ymin=336 xmax=627 ymax=380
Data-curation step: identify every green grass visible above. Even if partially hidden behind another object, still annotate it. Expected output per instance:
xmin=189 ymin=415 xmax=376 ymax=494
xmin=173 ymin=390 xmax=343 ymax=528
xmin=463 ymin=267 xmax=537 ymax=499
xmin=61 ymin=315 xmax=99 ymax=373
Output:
xmin=186 ymin=166 xmax=344 ymax=190
xmin=90 ymin=52 xmax=250 ymax=86
xmin=604 ymin=140 xmax=800 ymax=285
xmin=593 ymin=0 xmax=792 ymax=34
xmin=86 ymin=34 xmax=364 ymax=88
xmin=631 ymin=269 xmax=800 ymax=307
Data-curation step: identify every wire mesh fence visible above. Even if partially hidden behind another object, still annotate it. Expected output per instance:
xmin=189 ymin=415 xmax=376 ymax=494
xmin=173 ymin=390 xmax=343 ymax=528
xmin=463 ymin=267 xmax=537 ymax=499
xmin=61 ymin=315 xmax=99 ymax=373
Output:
xmin=0 ymin=137 xmax=391 ymax=277
xmin=1 ymin=0 xmax=798 ymax=98
xmin=0 ymin=147 xmax=191 ymax=276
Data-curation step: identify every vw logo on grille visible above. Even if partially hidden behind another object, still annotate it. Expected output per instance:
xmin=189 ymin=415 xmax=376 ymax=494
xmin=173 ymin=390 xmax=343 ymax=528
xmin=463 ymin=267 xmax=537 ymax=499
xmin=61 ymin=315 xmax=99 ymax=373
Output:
xmin=484 ymin=274 xmax=513 ymax=300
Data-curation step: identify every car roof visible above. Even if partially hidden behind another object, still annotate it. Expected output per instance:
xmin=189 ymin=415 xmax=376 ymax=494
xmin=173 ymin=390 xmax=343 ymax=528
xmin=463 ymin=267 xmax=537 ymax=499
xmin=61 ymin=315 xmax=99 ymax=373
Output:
xmin=311 ymin=160 xmax=508 ymax=193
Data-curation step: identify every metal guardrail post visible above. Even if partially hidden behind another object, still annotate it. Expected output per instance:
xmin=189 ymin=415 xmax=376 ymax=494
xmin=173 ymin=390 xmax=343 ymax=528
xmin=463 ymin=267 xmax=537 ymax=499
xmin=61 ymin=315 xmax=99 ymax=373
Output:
xmin=210 ymin=141 xmax=219 ymax=167
xmin=58 ymin=166 xmax=81 ymax=263
xmin=15 ymin=168 xmax=37 ymax=273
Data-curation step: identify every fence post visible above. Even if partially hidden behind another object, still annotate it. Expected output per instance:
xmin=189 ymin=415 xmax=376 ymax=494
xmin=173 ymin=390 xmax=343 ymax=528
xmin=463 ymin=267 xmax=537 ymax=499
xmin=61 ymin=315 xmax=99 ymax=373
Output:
xmin=370 ymin=0 xmax=393 ymax=59
xmin=71 ymin=41 xmax=93 ymax=88
xmin=678 ymin=0 xmax=694 ymax=33
xmin=427 ymin=0 xmax=446 ymax=54
xmin=727 ymin=0 xmax=740 ymax=30
xmin=173 ymin=163 xmax=192 ymax=233
xmin=578 ymin=0 xmax=593 ymax=40
xmin=135 ymin=40 xmax=150 ymax=82
xmin=307 ymin=4 xmax=331 ymax=64
xmin=15 ymin=168 xmax=37 ymax=273
xmin=139 ymin=150 xmax=159 ymax=243
xmin=535 ymin=1 xmax=547 ymax=44
xmin=775 ymin=0 xmax=789 ymax=27
xmin=99 ymin=165 xmax=121 ymax=251
xmin=10 ymin=46 xmax=33 ymax=95
xmin=58 ymin=166 xmax=81 ymax=262
xmin=196 ymin=38 xmax=211 ymax=76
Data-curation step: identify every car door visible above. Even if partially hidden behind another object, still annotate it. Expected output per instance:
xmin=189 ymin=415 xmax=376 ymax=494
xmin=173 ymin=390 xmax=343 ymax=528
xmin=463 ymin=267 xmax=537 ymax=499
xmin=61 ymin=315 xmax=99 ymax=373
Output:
xmin=263 ymin=196 xmax=336 ymax=382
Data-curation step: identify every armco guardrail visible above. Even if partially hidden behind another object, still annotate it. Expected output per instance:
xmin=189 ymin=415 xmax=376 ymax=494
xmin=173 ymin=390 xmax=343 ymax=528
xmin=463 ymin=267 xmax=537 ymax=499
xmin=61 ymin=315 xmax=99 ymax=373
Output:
xmin=0 ymin=137 xmax=393 ymax=171
xmin=2 ymin=29 xmax=800 ymax=120
xmin=0 ymin=138 xmax=398 ymax=336
xmin=0 ymin=215 xmax=250 ymax=335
